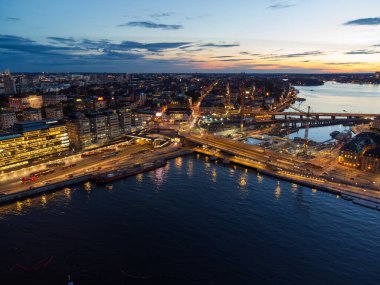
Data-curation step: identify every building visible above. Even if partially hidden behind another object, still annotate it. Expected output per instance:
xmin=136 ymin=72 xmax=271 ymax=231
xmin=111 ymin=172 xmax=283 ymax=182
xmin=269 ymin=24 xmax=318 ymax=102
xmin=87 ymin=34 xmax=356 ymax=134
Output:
xmin=373 ymin=117 xmax=380 ymax=131
xmin=361 ymin=147 xmax=380 ymax=173
xmin=3 ymin=76 xmax=16 ymax=94
xmin=25 ymin=95 xmax=43 ymax=109
xmin=66 ymin=113 xmax=92 ymax=150
xmin=0 ymin=120 xmax=69 ymax=171
xmin=0 ymin=110 xmax=17 ymax=130
xmin=105 ymin=110 xmax=121 ymax=139
xmin=8 ymin=97 xmax=30 ymax=110
xmin=88 ymin=112 xmax=108 ymax=144
xmin=338 ymin=132 xmax=380 ymax=168
xmin=45 ymin=105 xmax=64 ymax=120
xmin=23 ymin=108 xmax=42 ymax=121
xmin=117 ymin=108 xmax=132 ymax=134
xmin=42 ymin=94 xmax=67 ymax=106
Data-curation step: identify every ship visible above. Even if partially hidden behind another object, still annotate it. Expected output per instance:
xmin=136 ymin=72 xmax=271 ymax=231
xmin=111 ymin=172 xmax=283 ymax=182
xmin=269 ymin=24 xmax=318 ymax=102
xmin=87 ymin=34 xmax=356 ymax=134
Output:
xmin=94 ymin=160 xmax=167 ymax=184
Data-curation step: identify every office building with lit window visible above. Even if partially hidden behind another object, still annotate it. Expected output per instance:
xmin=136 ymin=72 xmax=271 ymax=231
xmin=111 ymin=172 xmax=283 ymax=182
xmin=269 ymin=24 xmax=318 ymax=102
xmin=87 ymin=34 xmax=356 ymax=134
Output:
xmin=0 ymin=120 xmax=70 ymax=171
xmin=66 ymin=112 xmax=92 ymax=150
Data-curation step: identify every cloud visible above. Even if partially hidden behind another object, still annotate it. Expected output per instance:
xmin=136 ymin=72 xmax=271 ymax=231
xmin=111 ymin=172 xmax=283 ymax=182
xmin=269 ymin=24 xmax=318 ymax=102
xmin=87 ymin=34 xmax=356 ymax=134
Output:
xmin=345 ymin=49 xmax=380 ymax=55
xmin=0 ymin=34 xmax=194 ymax=72
xmin=1 ymin=17 xmax=21 ymax=22
xmin=47 ymin=37 xmax=77 ymax=44
xmin=326 ymin=62 xmax=363 ymax=66
xmin=268 ymin=1 xmax=295 ymax=9
xmin=343 ymin=17 xmax=380 ymax=26
xmin=210 ymin=55 xmax=235 ymax=58
xmin=200 ymin=43 xmax=240 ymax=48
xmin=239 ymin=51 xmax=261 ymax=56
xmin=150 ymin=12 xmax=174 ymax=18
xmin=262 ymin=50 xmax=324 ymax=59
xmin=118 ymin=21 xmax=183 ymax=30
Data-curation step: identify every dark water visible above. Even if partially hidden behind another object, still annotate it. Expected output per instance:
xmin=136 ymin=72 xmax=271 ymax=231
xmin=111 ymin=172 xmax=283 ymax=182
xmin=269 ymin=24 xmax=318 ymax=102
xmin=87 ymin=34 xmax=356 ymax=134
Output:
xmin=0 ymin=155 xmax=379 ymax=285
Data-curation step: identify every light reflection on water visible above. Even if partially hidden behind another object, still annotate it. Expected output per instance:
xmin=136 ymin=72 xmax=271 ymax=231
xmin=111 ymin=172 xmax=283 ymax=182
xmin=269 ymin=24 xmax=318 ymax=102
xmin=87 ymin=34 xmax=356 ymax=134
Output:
xmin=0 ymin=155 xmax=379 ymax=285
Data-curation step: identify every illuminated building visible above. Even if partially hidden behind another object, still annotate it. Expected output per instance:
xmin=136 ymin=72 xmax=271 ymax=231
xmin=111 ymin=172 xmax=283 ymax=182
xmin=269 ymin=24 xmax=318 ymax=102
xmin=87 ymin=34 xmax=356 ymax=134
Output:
xmin=105 ymin=110 xmax=121 ymax=139
xmin=361 ymin=147 xmax=380 ymax=173
xmin=0 ymin=120 xmax=69 ymax=171
xmin=0 ymin=110 xmax=17 ymax=130
xmin=117 ymin=107 xmax=132 ymax=134
xmin=66 ymin=112 xmax=92 ymax=150
xmin=8 ymin=97 xmax=30 ymax=110
xmin=338 ymin=132 xmax=380 ymax=169
xmin=45 ymin=105 xmax=64 ymax=120
xmin=88 ymin=112 xmax=108 ymax=144
xmin=23 ymin=108 xmax=42 ymax=121
xmin=25 ymin=95 xmax=43 ymax=109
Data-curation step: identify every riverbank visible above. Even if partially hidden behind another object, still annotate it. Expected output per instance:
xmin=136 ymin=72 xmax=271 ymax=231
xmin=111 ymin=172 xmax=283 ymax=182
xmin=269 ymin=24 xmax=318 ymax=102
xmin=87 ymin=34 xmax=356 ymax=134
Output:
xmin=193 ymin=147 xmax=380 ymax=210
xmin=0 ymin=148 xmax=193 ymax=206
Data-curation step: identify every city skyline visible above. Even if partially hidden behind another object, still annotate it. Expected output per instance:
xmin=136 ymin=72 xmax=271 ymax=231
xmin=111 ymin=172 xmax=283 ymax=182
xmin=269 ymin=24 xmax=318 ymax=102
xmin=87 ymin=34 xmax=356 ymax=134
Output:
xmin=1 ymin=0 xmax=380 ymax=73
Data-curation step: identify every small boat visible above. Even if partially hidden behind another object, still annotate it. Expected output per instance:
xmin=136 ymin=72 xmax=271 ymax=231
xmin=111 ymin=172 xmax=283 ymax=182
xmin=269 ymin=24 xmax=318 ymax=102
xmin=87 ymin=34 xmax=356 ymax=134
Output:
xmin=341 ymin=194 xmax=354 ymax=201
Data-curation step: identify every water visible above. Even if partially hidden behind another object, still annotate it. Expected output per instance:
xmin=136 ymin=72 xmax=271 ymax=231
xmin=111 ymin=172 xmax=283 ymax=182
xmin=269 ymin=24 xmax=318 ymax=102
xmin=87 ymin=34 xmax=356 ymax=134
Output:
xmin=0 ymin=156 xmax=379 ymax=285
xmin=288 ymin=82 xmax=380 ymax=141
xmin=295 ymin=81 xmax=380 ymax=113
xmin=1 ymin=83 xmax=380 ymax=284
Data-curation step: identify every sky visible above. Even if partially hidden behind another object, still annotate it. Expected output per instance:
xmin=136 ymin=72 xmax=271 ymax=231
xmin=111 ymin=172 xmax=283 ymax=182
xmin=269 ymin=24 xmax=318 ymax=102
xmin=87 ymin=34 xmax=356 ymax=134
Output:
xmin=0 ymin=0 xmax=380 ymax=73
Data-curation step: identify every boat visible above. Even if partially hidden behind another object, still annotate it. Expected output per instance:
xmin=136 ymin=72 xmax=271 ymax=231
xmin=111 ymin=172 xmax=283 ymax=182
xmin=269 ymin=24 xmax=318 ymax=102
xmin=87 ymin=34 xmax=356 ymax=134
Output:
xmin=341 ymin=194 xmax=354 ymax=201
xmin=295 ymin=97 xmax=306 ymax=102
xmin=94 ymin=160 xmax=167 ymax=184
xmin=352 ymin=199 xmax=377 ymax=210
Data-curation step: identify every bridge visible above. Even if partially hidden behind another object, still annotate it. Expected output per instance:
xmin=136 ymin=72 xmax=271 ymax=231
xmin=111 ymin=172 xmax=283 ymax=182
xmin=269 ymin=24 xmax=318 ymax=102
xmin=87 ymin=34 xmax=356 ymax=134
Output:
xmin=253 ymin=112 xmax=380 ymax=119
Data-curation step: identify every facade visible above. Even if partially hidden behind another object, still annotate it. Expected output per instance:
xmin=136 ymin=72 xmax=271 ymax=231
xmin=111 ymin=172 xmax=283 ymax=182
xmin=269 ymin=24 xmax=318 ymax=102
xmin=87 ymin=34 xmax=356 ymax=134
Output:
xmin=373 ymin=117 xmax=380 ymax=131
xmin=23 ymin=108 xmax=42 ymax=121
xmin=25 ymin=95 xmax=43 ymax=109
xmin=8 ymin=97 xmax=30 ymax=110
xmin=45 ymin=106 xmax=64 ymax=120
xmin=105 ymin=110 xmax=122 ymax=139
xmin=0 ymin=111 xmax=17 ymax=130
xmin=4 ymin=76 xmax=16 ymax=94
xmin=88 ymin=112 xmax=108 ymax=144
xmin=361 ymin=147 xmax=380 ymax=173
xmin=0 ymin=121 xmax=69 ymax=171
xmin=42 ymin=94 xmax=67 ymax=106
xmin=338 ymin=132 xmax=380 ymax=168
xmin=117 ymin=108 xmax=132 ymax=134
xmin=66 ymin=113 xmax=92 ymax=150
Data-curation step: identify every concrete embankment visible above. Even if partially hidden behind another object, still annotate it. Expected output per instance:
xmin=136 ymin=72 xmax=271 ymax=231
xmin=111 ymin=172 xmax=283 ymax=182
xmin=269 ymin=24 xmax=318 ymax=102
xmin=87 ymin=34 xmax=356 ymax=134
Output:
xmin=193 ymin=148 xmax=380 ymax=209
xmin=0 ymin=175 xmax=93 ymax=205
xmin=0 ymin=148 xmax=193 ymax=206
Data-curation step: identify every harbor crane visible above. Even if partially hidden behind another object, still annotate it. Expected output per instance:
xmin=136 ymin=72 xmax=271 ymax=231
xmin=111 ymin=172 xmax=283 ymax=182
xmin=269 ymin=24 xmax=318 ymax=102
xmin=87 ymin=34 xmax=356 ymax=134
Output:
xmin=287 ymin=104 xmax=316 ymax=153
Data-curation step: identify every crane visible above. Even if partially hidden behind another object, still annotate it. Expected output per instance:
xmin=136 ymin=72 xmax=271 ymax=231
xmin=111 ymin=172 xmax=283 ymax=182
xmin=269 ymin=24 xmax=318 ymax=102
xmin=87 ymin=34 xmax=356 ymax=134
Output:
xmin=288 ymin=105 xmax=316 ymax=153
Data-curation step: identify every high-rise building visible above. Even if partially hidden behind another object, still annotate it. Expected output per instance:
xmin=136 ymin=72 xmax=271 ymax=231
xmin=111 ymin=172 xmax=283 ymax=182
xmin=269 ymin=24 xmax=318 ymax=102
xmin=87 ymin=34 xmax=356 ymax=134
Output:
xmin=105 ymin=110 xmax=121 ymax=139
xmin=117 ymin=107 xmax=132 ymax=134
xmin=0 ymin=120 xmax=69 ymax=171
xmin=3 ymin=75 xmax=16 ymax=95
xmin=88 ymin=112 xmax=108 ymax=144
xmin=66 ymin=112 xmax=92 ymax=150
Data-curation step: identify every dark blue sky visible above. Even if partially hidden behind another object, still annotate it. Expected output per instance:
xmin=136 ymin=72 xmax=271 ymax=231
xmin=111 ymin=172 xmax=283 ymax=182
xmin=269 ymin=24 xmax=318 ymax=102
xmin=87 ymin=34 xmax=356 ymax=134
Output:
xmin=1 ymin=0 xmax=379 ymax=72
